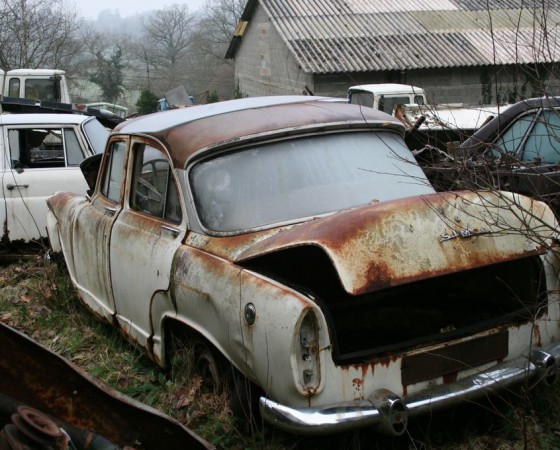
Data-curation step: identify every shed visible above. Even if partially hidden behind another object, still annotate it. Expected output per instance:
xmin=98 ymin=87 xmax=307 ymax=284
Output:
xmin=226 ymin=0 xmax=560 ymax=105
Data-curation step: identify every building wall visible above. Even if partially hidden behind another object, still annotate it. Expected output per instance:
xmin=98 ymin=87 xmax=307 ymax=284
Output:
xmin=314 ymin=64 xmax=560 ymax=106
xmin=233 ymin=6 xmax=312 ymax=98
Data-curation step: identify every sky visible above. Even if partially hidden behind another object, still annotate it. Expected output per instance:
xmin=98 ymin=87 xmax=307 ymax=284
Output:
xmin=77 ymin=0 xmax=206 ymax=20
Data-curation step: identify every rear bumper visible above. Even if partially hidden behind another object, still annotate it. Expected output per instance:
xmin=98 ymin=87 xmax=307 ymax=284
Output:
xmin=260 ymin=343 xmax=560 ymax=435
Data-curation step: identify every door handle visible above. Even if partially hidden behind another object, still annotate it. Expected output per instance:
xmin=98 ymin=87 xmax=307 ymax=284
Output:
xmin=7 ymin=183 xmax=29 ymax=190
xmin=104 ymin=206 xmax=117 ymax=216
xmin=161 ymin=224 xmax=181 ymax=237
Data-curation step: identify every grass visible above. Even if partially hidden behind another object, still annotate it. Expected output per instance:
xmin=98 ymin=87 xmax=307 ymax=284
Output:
xmin=2 ymin=257 xmax=560 ymax=449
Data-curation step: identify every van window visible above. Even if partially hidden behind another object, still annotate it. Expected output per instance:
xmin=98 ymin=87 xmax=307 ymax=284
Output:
xmin=8 ymin=79 xmax=20 ymax=97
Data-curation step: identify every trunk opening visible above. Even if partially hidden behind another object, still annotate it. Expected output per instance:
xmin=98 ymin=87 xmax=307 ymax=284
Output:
xmin=243 ymin=246 xmax=547 ymax=364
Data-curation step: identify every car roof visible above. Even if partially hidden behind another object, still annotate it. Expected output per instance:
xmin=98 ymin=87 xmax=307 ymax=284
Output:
xmin=0 ymin=113 xmax=90 ymax=126
xmin=114 ymin=95 xmax=405 ymax=168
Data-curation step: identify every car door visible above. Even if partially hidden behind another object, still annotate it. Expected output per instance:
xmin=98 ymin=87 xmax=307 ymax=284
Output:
xmin=69 ymin=138 xmax=128 ymax=321
xmin=109 ymin=140 xmax=186 ymax=348
xmin=1 ymin=124 xmax=89 ymax=243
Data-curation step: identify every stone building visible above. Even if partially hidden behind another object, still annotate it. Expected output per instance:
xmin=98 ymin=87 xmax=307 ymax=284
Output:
xmin=226 ymin=0 xmax=560 ymax=105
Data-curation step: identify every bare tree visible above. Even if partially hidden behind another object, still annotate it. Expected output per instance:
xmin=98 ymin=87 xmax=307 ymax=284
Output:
xmin=0 ymin=0 xmax=85 ymax=71
xmin=140 ymin=4 xmax=197 ymax=93
xmin=188 ymin=0 xmax=245 ymax=100
xmin=197 ymin=0 xmax=245 ymax=63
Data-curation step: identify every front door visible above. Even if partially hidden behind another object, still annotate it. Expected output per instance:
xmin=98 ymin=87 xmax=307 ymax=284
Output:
xmin=109 ymin=141 xmax=186 ymax=348
xmin=69 ymin=139 xmax=128 ymax=320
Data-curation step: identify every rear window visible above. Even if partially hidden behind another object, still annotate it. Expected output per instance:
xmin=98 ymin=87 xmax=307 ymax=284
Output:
xmin=190 ymin=131 xmax=433 ymax=233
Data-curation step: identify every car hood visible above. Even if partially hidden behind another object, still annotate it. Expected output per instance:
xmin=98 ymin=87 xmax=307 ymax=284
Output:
xmin=189 ymin=191 xmax=557 ymax=296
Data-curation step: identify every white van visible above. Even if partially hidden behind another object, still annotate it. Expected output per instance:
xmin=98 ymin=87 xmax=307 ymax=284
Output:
xmin=348 ymin=83 xmax=427 ymax=114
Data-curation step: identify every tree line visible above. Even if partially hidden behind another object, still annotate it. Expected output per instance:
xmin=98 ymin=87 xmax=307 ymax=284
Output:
xmin=0 ymin=0 xmax=246 ymax=112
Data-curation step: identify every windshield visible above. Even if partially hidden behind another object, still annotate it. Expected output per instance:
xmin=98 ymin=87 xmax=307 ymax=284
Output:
xmin=82 ymin=118 xmax=110 ymax=154
xmin=190 ymin=131 xmax=434 ymax=233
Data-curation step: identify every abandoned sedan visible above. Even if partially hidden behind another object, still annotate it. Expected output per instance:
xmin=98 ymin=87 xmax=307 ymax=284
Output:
xmin=46 ymin=96 xmax=560 ymax=435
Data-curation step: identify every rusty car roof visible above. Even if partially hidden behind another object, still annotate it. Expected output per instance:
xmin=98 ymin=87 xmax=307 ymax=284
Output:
xmin=114 ymin=96 xmax=405 ymax=167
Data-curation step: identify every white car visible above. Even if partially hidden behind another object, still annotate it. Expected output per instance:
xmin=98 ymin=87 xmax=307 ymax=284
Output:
xmin=0 ymin=113 xmax=109 ymax=245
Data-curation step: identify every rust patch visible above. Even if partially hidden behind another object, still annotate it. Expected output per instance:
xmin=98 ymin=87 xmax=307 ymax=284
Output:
xmin=152 ymin=101 xmax=404 ymax=168
xmin=443 ymin=372 xmax=458 ymax=384
xmin=533 ymin=324 xmax=542 ymax=348
xmin=235 ymin=190 xmax=552 ymax=296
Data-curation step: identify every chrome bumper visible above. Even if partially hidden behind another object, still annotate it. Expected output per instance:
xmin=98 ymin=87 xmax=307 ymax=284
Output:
xmin=260 ymin=343 xmax=560 ymax=435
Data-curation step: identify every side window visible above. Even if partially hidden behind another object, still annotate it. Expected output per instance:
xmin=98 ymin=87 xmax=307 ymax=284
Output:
xmin=100 ymin=141 xmax=127 ymax=203
xmin=414 ymin=95 xmax=425 ymax=105
xmin=64 ymin=129 xmax=85 ymax=166
xmin=349 ymin=92 xmax=374 ymax=108
xmin=521 ymin=110 xmax=560 ymax=164
xmin=8 ymin=78 xmax=20 ymax=97
xmin=130 ymin=144 xmax=182 ymax=224
xmin=7 ymin=127 xmax=82 ymax=169
xmin=492 ymin=112 xmax=536 ymax=158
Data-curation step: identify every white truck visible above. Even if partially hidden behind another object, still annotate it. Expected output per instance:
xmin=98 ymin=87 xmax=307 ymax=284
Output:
xmin=348 ymin=83 xmax=427 ymax=114
xmin=0 ymin=69 xmax=71 ymax=103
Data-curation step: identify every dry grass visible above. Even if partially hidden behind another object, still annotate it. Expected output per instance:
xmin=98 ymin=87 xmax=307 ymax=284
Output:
xmin=1 ymin=257 xmax=560 ymax=449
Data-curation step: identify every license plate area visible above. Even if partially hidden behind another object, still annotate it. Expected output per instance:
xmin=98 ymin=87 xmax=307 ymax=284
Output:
xmin=401 ymin=331 xmax=508 ymax=386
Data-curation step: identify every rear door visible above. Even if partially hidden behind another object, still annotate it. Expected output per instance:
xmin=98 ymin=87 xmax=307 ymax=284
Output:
xmin=0 ymin=123 xmax=89 ymax=243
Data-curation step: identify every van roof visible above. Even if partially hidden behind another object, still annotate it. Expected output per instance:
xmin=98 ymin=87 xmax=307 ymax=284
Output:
xmin=6 ymin=69 xmax=66 ymax=76
xmin=348 ymin=83 xmax=425 ymax=96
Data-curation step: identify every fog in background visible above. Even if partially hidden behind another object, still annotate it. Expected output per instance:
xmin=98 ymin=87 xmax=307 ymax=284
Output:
xmin=77 ymin=0 xmax=206 ymax=20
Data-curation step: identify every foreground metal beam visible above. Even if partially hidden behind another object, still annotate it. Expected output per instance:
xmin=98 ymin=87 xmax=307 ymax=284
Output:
xmin=0 ymin=321 xmax=213 ymax=450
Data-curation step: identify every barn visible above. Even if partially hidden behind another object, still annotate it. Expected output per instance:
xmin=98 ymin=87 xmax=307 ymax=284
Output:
xmin=226 ymin=0 xmax=560 ymax=105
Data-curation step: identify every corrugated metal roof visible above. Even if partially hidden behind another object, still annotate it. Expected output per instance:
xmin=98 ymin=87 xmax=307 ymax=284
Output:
xmin=236 ymin=0 xmax=560 ymax=73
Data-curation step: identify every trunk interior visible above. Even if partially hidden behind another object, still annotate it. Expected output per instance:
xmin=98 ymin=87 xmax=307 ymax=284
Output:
xmin=243 ymin=246 xmax=547 ymax=364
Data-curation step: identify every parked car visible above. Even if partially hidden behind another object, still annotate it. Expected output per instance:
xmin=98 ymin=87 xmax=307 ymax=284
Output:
xmin=1 ymin=113 xmax=109 ymax=245
xmin=417 ymin=97 xmax=560 ymax=214
xmin=46 ymin=96 xmax=560 ymax=436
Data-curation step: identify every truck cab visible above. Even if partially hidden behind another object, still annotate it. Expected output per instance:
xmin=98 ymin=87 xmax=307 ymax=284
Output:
xmin=0 ymin=69 xmax=71 ymax=103
xmin=348 ymin=83 xmax=427 ymax=114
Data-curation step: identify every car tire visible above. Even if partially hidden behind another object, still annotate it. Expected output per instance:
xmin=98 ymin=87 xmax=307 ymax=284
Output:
xmin=194 ymin=343 xmax=262 ymax=424
xmin=195 ymin=347 xmax=225 ymax=394
xmin=228 ymin=367 xmax=262 ymax=426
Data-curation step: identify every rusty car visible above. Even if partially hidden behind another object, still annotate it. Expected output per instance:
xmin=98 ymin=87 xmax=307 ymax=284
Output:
xmin=46 ymin=96 xmax=560 ymax=436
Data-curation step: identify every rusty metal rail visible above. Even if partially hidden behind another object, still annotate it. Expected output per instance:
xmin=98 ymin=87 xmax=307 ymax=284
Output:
xmin=0 ymin=321 xmax=213 ymax=450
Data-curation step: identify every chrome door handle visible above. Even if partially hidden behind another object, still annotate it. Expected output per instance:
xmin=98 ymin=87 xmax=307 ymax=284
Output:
xmin=104 ymin=206 xmax=117 ymax=215
xmin=161 ymin=224 xmax=180 ymax=237
xmin=7 ymin=183 xmax=29 ymax=190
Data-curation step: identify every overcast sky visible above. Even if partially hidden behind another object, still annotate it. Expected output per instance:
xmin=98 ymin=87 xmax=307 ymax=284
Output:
xmin=77 ymin=0 xmax=206 ymax=19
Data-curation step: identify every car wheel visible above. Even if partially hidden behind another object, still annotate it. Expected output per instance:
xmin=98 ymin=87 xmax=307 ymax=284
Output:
xmin=195 ymin=347 xmax=225 ymax=394
xmin=194 ymin=344 xmax=261 ymax=424
xmin=228 ymin=368 xmax=262 ymax=425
